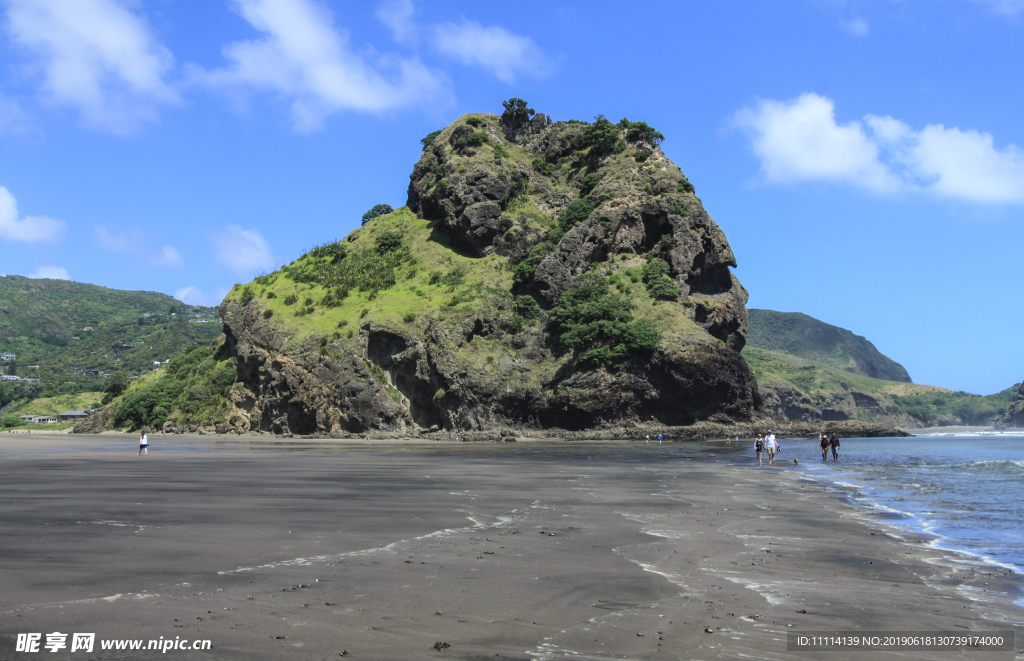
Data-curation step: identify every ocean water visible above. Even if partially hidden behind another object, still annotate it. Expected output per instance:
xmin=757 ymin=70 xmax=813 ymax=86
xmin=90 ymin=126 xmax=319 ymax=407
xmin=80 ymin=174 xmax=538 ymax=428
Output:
xmin=740 ymin=433 xmax=1024 ymax=579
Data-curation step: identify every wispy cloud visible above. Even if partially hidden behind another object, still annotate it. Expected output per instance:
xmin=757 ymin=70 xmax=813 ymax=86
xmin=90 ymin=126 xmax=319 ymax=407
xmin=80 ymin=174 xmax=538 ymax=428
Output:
xmin=213 ymin=224 xmax=274 ymax=275
xmin=2 ymin=0 xmax=178 ymax=133
xmin=431 ymin=20 xmax=551 ymax=83
xmin=376 ymin=0 xmax=416 ymax=45
xmin=732 ymin=93 xmax=1024 ymax=204
xmin=29 ymin=264 xmax=69 ymax=280
xmin=965 ymin=0 xmax=1024 ymax=15
xmin=0 ymin=94 xmax=34 ymax=135
xmin=0 ymin=185 xmax=65 ymax=242
xmin=194 ymin=0 xmax=451 ymax=132
xmin=94 ymin=225 xmax=182 ymax=266
xmin=156 ymin=245 xmax=182 ymax=267
xmin=842 ymin=17 xmax=869 ymax=37
xmin=174 ymin=285 xmax=230 ymax=307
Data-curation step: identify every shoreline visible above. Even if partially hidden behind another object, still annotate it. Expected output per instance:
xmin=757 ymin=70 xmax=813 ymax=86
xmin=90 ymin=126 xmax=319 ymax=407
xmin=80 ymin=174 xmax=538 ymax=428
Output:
xmin=67 ymin=417 xmax=914 ymax=441
xmin=1 ymin=436 xmax=1021 ymax=660
xmin=776 ymin=456 xmax=1024 ymax=620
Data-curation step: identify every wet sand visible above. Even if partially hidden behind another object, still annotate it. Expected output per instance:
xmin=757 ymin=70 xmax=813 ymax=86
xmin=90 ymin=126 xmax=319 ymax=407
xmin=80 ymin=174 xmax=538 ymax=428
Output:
xmin=1 ymin=434 xmax=1021 ymax=660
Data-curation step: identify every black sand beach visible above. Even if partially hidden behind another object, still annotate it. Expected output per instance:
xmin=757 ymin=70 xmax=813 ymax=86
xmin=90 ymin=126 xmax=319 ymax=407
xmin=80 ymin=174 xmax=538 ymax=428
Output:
xmin=1 ymin=434 xmax=1021 ymax=660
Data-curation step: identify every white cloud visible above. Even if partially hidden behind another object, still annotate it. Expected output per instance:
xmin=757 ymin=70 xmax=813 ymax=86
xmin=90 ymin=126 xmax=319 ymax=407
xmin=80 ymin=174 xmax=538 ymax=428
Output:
xmin=3 ymin=0 xmax=178 ymax=132
xmin=733 ymin=93 xmax=1024 ymax=204
xmin=842 ymin=17 xmax=869 ymax=36
xmin=29 ymin=264 xmax=69 ymax=280
xmin=174 ymin=285 xmax=230 ymax=307
xmin=213 ymin=224 xmax=274 ymax=275
xmin=0 ymin=185 xmax=65 ymax=242
xmin=732 ymin=93 xmax=898 ymax=192
xmin=94 ymin=225 xmax=182 ymax=266
xmin=376 ymin=0 xmax=416 ymax=45
xmin=431 ymin=21 xmax=549 ymax=84
xmin=196 ymin=0 xmax=450 ymax=132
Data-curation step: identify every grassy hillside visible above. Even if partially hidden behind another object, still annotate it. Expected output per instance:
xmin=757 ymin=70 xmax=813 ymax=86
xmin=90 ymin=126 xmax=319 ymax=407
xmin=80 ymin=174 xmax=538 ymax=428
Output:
xmin=747 ymin=309 xmax=911 ymax=382
xmin=0 ymin=275 xmax=222 ymax=386
xmin=13 ymin=391 xmax=104 ymax=416
xmin=228 ymin=204 xmax=707 ymax=395
xmin=743 ymin=345 xmax=1015 ymax=427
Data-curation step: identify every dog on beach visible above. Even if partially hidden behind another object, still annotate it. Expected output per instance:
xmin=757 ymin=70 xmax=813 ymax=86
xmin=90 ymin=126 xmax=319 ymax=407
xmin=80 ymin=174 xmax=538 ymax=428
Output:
xmin=793 ymin=458 xmax=799 ymax=465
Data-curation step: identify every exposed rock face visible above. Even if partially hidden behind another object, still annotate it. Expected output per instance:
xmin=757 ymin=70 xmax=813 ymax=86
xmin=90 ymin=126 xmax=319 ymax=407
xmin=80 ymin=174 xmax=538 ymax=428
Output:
xmin=224 ymin=107 xmax=761 ymax=434
xmin=999 ymin=381 xmax=1024 ymax=428
xmin=758 ymin=383 xmax=893 ymax=424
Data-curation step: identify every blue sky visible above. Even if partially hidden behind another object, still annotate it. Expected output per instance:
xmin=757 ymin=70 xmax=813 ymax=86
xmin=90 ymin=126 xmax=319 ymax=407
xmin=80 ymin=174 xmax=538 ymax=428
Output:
xmin=1 ymin=0 xmax=1022 ymax=395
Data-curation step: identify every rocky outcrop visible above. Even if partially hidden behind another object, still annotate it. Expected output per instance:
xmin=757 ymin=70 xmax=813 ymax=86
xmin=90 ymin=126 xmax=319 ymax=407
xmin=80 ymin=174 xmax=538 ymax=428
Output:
xmin=222 ymin=302 xmax=761 ymax=434
xmin=223 ymin=105 xmax=762 ymax=434
xmin=996 ymin=381 xmax=1024 ymax=428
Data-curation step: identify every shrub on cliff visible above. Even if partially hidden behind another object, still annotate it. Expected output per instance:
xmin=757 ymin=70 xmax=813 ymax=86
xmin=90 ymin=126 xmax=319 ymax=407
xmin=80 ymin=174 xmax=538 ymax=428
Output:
xmin=642 ymin=258 xmax=682 ymax=301
xmin=574 ymin=115 xmax=620 ymax=154
xmin=559 ymin=198 xmax=595 ymax=232
xmin=578 ymin=172 xmax=602 ymax=195
xmin=308 ymin=241 xmax=347 ymax=263
xmin=361 ymin=204 xmax=394 ymax=226
xmin=619 ymin=119 xmax=665 ymax=147
xmin=375 ymin=230 xmax=404 ymax=253
xmin=420 ymin=130 xmax=442 ymax=151
xmin=548 ymin=273 xmax=661 ymax=367
xmin=501 ymin=98 xmax=535 ymax=130
xmin=455 ymin=131 xmax=489 ymax=148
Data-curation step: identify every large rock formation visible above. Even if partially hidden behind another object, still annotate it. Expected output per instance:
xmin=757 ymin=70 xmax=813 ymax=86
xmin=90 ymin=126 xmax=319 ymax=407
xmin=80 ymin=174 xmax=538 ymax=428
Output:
xmin=220 ymin=105 xmax=761 ymax=434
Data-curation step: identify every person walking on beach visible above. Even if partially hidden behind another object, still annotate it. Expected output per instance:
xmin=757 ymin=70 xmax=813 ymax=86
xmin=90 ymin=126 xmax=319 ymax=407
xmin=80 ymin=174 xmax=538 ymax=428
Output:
xmin=820 ymin=433 xmax=830 ymax=460
xmin=646 ymin=435 xmax=650 ymax=444
xmin=658 ymin=433 xmax=663 ymax=444
xmin=764 ymin=430 xmax=777 ymax=465
xmin=138 ymin=431 xmax=148 ymax=456
xmin=830 ymin=433 xmax=840 ymax=460
xmin=755 ymin=435 xmax=764 ymax=465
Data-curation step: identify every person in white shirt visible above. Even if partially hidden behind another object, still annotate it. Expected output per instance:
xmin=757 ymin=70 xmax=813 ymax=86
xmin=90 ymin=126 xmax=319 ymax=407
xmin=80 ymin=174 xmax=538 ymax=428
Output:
xmin=764 ymin=431 xmax=777 ymax=465
xmin=138 ymin=432 xmax=148 ymax=456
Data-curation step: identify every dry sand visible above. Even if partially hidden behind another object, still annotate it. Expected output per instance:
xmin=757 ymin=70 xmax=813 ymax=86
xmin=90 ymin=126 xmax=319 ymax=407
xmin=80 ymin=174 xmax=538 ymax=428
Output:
xmin=0 ymin=434 xmax=1021 ymax=660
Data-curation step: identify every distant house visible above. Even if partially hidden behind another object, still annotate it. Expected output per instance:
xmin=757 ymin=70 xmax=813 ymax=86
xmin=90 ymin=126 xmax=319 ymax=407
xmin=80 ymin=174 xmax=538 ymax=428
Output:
xmin=59 ymin=410 xmax=89 ymax=422
xmin=85 ymin=370 xmax=98 ymax=376
xmin=113 ymin=344 xmax=132 ymax=353
xmin=82 ymin=327 xmax=94 ymax=332
xmin=0 ymin=352 xmax=15 ymax=361
xmin=0 ymin=375 xmax=19 ymax=382
xmin=20 ymin=415 xmax=57 ymax=424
